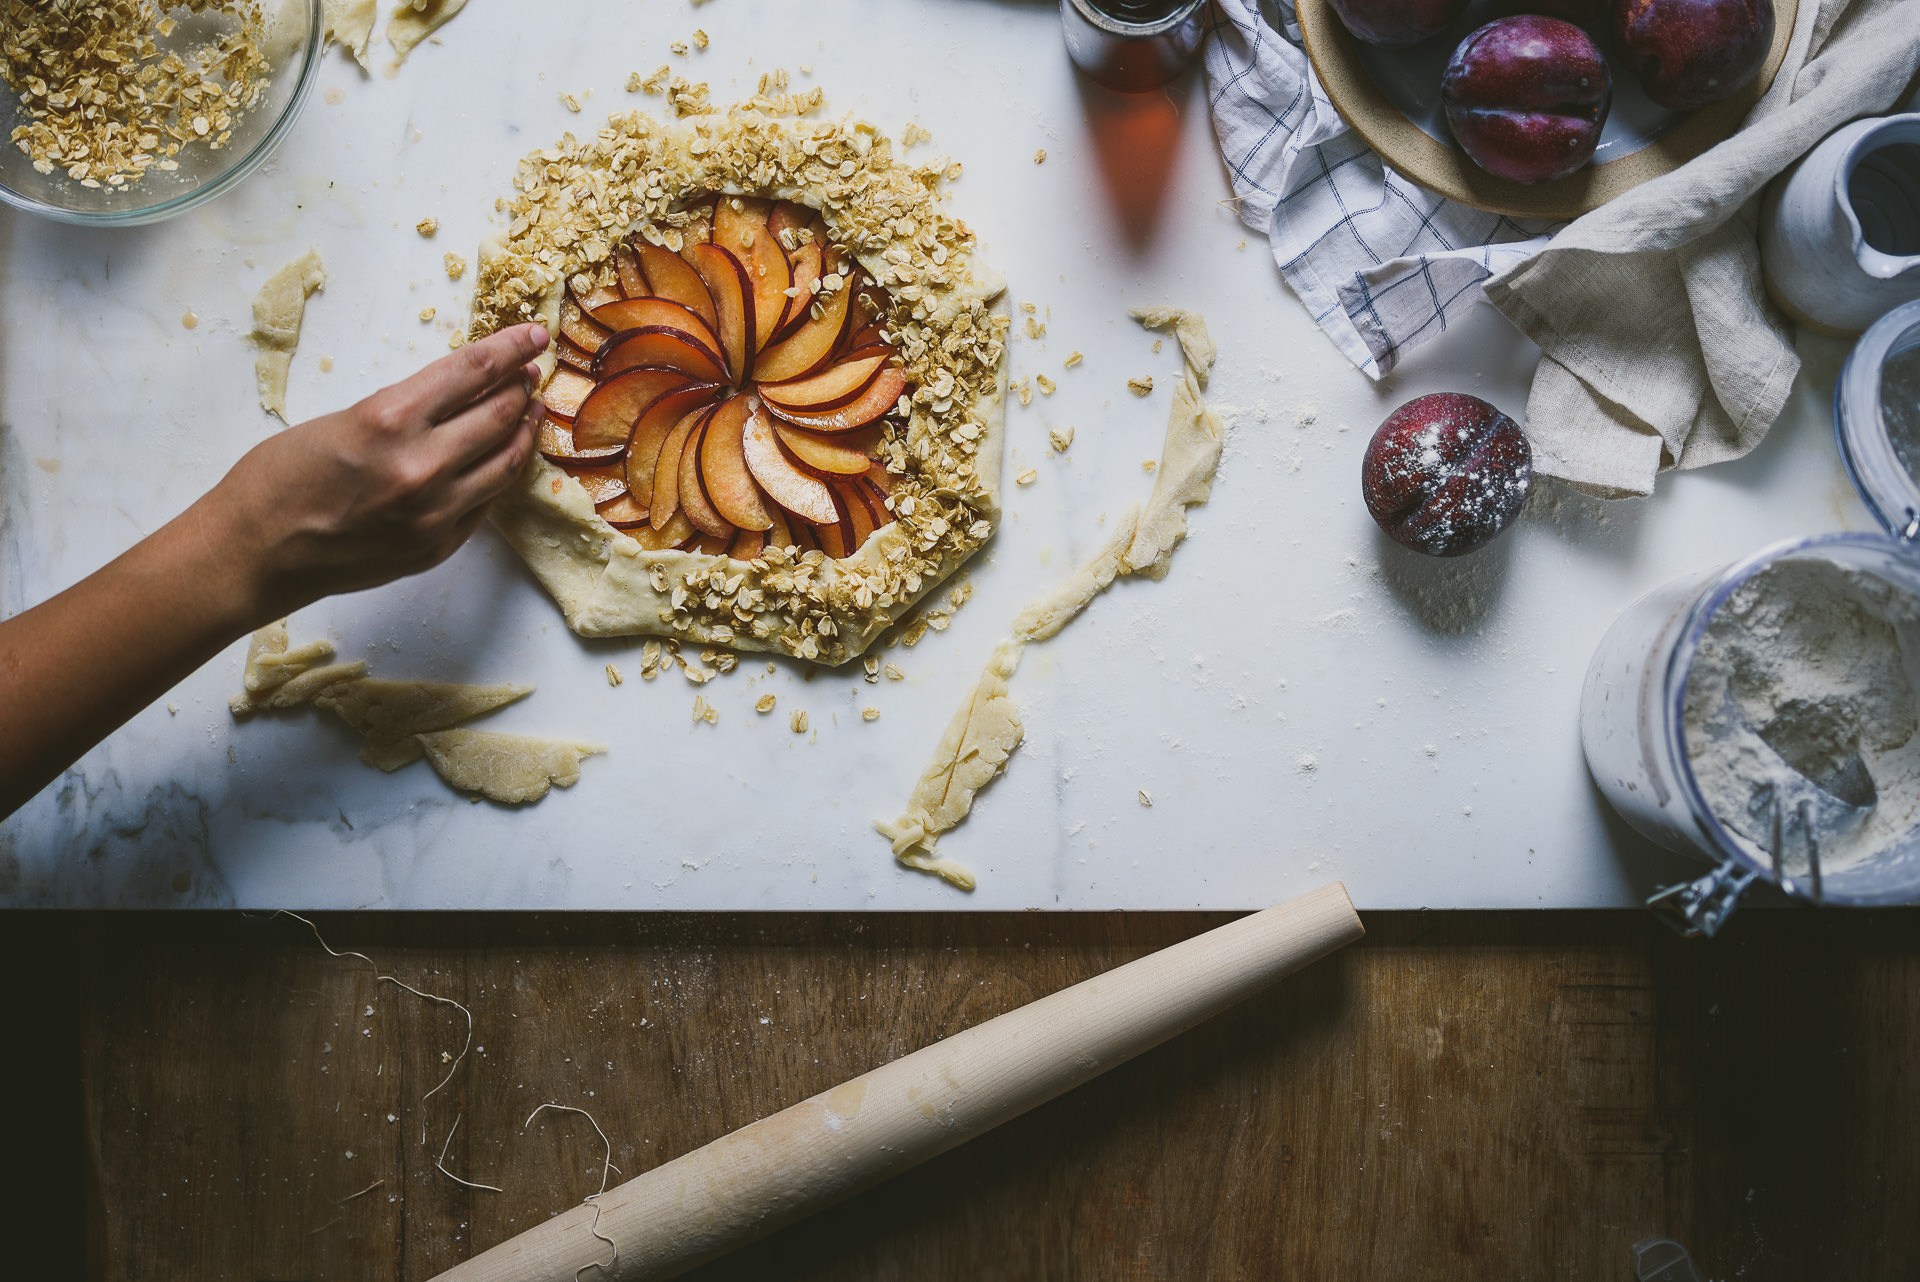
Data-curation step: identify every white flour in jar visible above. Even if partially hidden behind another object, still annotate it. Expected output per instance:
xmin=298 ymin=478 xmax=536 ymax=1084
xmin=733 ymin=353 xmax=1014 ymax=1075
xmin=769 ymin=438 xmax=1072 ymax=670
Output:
xmin=1682 ymin=558 xmax=1920 ymax=875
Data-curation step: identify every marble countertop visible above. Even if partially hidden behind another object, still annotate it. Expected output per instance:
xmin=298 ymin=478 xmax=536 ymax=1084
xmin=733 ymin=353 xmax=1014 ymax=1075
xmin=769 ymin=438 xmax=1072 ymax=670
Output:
xmin=0 ymin=0 xmax=1871 ymax=910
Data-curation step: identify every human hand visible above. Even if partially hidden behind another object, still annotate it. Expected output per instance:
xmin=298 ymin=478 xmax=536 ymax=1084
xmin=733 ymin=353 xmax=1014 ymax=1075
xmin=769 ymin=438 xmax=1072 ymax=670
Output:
xmin=202 ymin=322 xmax=551 ymax=622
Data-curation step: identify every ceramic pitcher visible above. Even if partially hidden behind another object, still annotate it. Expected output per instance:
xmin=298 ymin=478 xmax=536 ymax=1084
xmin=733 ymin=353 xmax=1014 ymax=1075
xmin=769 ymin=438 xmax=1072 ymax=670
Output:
xmin=1761 ymin=113 xmax=1920 ymax=336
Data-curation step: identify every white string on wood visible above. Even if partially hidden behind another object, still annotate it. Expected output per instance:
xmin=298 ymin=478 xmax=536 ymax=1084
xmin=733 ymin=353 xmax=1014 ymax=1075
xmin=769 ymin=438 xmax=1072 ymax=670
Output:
xmin=524 ymin=1102 xmax=618 ymax=1278
xmin=435 ymin=1113 xmax=504 ymax=1194
xmin=277 ymin=910 xmax=475 ymax=1145
xmin=334 ymin=1178 xmax=385 ymax=1205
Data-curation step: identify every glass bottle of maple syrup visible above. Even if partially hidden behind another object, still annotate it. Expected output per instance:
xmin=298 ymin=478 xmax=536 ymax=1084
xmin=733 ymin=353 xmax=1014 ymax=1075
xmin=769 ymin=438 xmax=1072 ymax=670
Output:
xmin=1061 ymin=0 xmax=1207 ymax=92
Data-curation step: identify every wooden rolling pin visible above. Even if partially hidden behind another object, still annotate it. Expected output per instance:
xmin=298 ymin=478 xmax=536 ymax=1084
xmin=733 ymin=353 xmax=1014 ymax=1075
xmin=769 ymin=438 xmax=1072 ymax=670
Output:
xmin=431 ymin=882 xmax=1363 ymax=1282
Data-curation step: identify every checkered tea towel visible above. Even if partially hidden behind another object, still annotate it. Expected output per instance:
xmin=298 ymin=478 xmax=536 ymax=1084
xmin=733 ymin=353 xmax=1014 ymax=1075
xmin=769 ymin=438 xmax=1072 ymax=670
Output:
xmin=1206 ymin=0 xmax=1920 ymax=497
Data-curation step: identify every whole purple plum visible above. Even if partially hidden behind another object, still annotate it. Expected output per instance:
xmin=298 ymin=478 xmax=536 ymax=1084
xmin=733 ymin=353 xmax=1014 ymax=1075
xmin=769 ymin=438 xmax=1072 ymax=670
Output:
xmin=1441 ymin=16 xmax=1611 ymax=184
xmin=1361 ymin=394 xmax=1532 ymax=558
xmin=1327 ymin=0 xmax=1472 ymax=46
xmin=1616 ymin=0 xmax=1773 ymax=110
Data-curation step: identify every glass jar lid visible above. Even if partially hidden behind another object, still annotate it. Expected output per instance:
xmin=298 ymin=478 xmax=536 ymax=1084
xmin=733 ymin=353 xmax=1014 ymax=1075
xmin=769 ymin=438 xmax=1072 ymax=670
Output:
xmin=1835 ymin=298 xmax=1920 ymax=541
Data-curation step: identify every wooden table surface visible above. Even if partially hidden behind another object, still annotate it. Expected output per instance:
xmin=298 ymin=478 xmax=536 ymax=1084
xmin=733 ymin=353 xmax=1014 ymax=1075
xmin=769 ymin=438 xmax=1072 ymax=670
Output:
xmin=8 ymin=907 xmax=1917 ymax=1280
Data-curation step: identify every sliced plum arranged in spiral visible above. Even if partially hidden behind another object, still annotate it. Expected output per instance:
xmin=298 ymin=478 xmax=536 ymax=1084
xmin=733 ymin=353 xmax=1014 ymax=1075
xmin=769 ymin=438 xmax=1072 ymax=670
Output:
xmin=537 ymin=196 xmax=907 ymax=558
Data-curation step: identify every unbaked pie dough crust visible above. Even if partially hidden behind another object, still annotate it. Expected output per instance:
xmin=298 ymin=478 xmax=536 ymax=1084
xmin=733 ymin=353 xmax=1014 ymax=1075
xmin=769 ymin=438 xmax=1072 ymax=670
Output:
xmin=467 ymin=103 xmax=1009 ymax=667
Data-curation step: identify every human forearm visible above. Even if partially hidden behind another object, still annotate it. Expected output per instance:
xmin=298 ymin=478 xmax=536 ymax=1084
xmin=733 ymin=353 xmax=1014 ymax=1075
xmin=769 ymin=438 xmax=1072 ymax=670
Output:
xmin=0 ymin=490 xmax=264 ymax=817
xmin=0 ymin=322 xmax=549 ymax=820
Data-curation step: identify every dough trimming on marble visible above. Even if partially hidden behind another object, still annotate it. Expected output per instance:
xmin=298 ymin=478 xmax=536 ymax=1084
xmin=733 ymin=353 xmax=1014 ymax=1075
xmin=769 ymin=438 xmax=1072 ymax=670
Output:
xmin=250 ymin=248 xmax=326 ymax=422
xmin=878 ymin=309 xmax=1225 ymax=887
xmin=416 ymin=729 xmax=603 ymax=805
xmin=387 ymin=0 xmax=467 ymax=63
xmin=228 ymin=622 xmax=599 ymax=805
xmin=314 ymin=677 xmax=535 ymax=771
xmin=321 ymin=0 xmax=376 ymax=68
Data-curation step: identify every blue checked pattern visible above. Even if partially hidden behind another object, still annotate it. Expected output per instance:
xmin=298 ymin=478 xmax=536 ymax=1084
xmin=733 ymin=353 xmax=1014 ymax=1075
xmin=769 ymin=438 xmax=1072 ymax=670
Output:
xmin=1204 ymin=0 xmax=1559 ymax=378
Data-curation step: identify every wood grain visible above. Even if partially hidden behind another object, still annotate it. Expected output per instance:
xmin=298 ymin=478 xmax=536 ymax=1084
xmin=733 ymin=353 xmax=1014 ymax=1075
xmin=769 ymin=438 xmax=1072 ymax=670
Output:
xmin=8 ymin=909 xmax=1917 ymax=1279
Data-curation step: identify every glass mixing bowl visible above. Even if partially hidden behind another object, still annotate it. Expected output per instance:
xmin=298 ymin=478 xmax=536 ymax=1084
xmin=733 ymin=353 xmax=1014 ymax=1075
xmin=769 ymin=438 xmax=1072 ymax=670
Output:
xmin=0 ymin=0 xmax=322 ymax=227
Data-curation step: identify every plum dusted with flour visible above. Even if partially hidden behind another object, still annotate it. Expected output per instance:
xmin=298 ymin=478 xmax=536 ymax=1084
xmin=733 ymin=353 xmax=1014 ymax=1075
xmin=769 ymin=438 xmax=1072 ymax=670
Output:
xmin=1361 ymin=393 xmax=1532 ymax=558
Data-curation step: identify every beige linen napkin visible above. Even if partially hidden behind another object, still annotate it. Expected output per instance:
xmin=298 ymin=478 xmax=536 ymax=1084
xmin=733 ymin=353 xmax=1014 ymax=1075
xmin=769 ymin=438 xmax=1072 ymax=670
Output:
xmin=1483 ymin=0 xmax=1920 ymax=497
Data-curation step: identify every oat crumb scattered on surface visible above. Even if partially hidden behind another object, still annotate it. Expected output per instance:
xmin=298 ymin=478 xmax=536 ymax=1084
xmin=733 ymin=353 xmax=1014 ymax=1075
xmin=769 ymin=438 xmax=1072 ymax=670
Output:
xmin=900 ymin=121 xmax=932 ymax=149
xmin=862 ymin=706 xmax=881 ymax=722
xmin=1127 ymin=375 xmax=1153 ymax=396
xmin=443 ymin=252 xmax=467 ymax=279
xmin=790 ymin=710 xmax=808 ymax=734
xmin=1063 ymin=351 xmax=1083 ymax=368
xmin=1033 ymin=148 xmax=1046 ymax=164
xmin=1035 ymin=374 xmax=1056 ymax=396
xmin=416 ymin=216 xmax=439 ymax=237
xmin=692 ymin=694 xmax=717 ymax=724
xmin=559 ymin=91 xmax=581 ymax=112
xmin=666 ymin=76 xmax=709 ymax=116
xmin=1024 ymin=317 xmax=1046 ymax=339
xmin=1138 ymin=789 xmax=1153 ymax=807
xmin=1237 ymin=238 xmax=1247 ymax=250
xmin=691 ymin=28 xmax=708 ymax=48
xmin=756 ymin=693 xmax=777 ymax=713
xmin=318 ymin=355 xmax=335 ymax=373
xmin=1021 ymin=301 xmax=1036 ymax=314
xmin=605 ymin=663 xmax=623 ymax=686
xmin=418 ymin=305 xmax=436 ymax=321
xmin=1016 ymin=468 xmax=1038 ymax=486
xmin=1049 ymin=426 xmax=1074 ymax=453
xmin=669 ymin=41 xmax=688 ymax=56
xmin=1015 ymin=378 xmax=1033 ymax=408
xmin=181 ymin=310 xmax=199 ymax=329
xmin=884 ymin=663 xmax=905 ymax=681
xmin=1152 ymin=339 xmax=1163 ymax=353
xmin=1142 ymin=459 xmax=1157 ymax=472
xmin=625 ymin=70 xmax=645 ymax=92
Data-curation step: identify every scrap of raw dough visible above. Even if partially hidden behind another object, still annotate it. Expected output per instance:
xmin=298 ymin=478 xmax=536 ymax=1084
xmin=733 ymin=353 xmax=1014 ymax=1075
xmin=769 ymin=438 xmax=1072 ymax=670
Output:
xmin=1010 ymin=508 xmax=1140 ymax=643
xmin=416 ymin=729 xmax=603 ymax=805
xmin=321 ymin=0 xmax=377 ymax=68
xmin=227 ymin=626 xmax=596 ymax=804
xmin=315 ymin=678 xmax=535 ymax=770
xmin=875 ymin=641 xmax=1026 ymax=891
xmin=1121 ymin=365 xmax=1224 ymax=581
xmin=230 ymin=620 xmax=341 ymax=712
xmin=880 ymin=307 xmax=1226 ymax=886
xmin=1130 ymin=306 xmax=1217 ymax=387
xmin=251 ymin=248 xmax=326 ymax=421
xmin=388 ymin=0 xmax=468 ymax=63
xmin=264 ymin=661 xmax=369 ymax=708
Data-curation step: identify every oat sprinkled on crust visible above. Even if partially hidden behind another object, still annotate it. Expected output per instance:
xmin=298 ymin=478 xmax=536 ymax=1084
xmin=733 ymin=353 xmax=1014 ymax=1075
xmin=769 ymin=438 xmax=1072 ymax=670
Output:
xmin=469 ymin=102 xmax=1010 ymax=665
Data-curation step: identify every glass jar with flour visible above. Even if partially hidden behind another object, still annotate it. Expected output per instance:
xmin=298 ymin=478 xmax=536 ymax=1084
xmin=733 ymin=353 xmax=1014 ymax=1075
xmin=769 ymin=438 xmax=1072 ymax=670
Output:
xmin=1582 ymin=300 xmax=1920 ymax=935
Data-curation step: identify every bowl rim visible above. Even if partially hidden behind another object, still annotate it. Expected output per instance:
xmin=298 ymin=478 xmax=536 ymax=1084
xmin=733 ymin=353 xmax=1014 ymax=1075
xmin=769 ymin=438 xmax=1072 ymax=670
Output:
xmin=1295 ymin=0 xmax=1798 ymax=221
xmin=0 ymin=0 xmax=325 ymax=228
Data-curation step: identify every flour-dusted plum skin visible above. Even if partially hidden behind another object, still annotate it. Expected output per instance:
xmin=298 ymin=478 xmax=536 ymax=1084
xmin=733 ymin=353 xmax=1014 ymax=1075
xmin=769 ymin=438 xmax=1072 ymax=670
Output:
xmin=1615 ymin=0 xmax=1773 ymax=110
xmin=1362 ymin=393 xmax=1532 ymax=558
xmin=1441 ymin=16 xmax=1611 ymax=185
xmin=1327 ymin=0 xmax=1471 ymax=45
